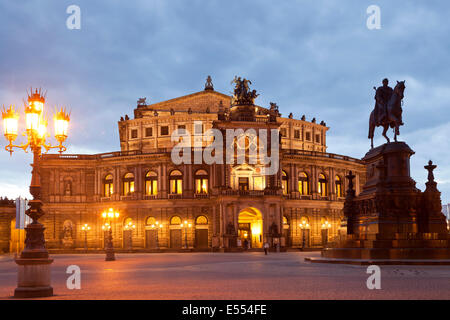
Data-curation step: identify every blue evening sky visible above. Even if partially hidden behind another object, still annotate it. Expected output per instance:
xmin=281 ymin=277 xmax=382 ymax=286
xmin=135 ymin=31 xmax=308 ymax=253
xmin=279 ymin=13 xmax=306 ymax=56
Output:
xmin=0 ymin=1 xmax=449 ymax=204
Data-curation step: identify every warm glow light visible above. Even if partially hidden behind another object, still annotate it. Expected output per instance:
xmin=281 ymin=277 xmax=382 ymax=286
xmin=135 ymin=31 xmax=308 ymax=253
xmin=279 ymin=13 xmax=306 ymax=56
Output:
xmin=37 ymin=118 xmax=47 ymax=139
xmin=54 ymin=107 xmax=70 ymax=141
xmin=25 ymin=112 xmax=39 ymax=131
xmin=1 ymin=106 xmax=19 ymax=139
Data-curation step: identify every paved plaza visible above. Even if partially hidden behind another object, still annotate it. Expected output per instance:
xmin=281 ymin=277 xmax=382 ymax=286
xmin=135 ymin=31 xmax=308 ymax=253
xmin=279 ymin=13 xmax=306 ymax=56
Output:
xmin=0 ymin=252 xmax=449 ymax=299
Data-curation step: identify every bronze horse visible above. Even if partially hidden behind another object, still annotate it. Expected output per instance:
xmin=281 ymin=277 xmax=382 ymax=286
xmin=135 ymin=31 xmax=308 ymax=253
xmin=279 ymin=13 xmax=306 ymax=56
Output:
xmin=368 ymin=81 xmax=405 ymax=148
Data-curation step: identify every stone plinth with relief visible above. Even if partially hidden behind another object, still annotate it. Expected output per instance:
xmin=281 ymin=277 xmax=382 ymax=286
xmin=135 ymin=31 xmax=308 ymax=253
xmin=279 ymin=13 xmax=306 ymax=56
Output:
xmin=321 ymin=141 xmax=450 ymax=261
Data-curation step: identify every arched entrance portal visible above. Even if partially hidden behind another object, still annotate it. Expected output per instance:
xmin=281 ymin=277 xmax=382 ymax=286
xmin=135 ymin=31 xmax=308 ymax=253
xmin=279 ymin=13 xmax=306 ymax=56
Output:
xmin=238 ymin=208 xmax=263 ymax=249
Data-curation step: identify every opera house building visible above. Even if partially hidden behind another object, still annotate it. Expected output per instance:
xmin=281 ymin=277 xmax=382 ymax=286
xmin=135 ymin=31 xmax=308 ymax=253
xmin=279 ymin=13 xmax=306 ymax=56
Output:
xmin=0 ymin=77 xmax=366 ymax=252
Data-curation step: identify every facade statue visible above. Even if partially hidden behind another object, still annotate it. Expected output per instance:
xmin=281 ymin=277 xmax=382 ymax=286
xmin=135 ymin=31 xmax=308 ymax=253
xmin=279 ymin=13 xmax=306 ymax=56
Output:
xmin=64 ymin=180 xmax=72 ymax=196
xmin=368 ymin=79 xmax=406 ymax=148
xmin=231 ymin=76 xmax=258 ymax=105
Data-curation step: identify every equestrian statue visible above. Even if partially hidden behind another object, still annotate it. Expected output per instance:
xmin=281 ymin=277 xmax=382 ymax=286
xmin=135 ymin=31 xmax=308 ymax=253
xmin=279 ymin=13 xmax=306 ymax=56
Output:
xmin=368 ymin=78 xmax=406 ymax=148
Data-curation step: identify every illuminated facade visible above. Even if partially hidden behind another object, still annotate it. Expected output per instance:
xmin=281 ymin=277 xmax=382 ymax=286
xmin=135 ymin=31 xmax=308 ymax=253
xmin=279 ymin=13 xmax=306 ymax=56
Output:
xmin=1 ymin=78 xmax=366 ymax=252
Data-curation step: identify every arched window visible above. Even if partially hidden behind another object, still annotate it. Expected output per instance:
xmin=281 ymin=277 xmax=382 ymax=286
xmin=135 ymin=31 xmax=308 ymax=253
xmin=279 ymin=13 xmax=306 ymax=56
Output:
xmin=146 ymin=216 xmax=156 ymax=226
xmin=170 ymin=216 xmax=182 ymax=225
xmin=196 ymin=215 xmax=208 ymax=225
xmin=145 ymin=171 xmax=158 ymax=196
xmin=335 ymin=175 xmax=343 ymax=197
xmin=298 ymin=172 xmax=309 ymax=195
xmin=123 ymin=172 xmax=135 ymax=195
xmin=281 ymin=170 xmax=288 ymax=195
xmin=104 ymin=174 xmax=114 ymax=197
xmin=169 ymin=170 xmax=183 ymax=194
xmin=318 ymin=174 xmax=328 ymax=197
xmin=195 ymin=170 xmax=208 ymax=194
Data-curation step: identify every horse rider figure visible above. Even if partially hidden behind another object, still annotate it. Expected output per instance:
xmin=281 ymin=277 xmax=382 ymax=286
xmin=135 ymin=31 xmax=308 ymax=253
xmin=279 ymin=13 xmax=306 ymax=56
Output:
xmin=374 ymin=78 xmax=393 ymax=126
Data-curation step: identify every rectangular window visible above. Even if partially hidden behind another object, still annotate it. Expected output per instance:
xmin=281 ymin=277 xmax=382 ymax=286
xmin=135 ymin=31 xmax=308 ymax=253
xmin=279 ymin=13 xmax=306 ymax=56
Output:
xmin=238 ymin=177 xmax=249 ymax=191
xmin=145 ymin=180 xmax=158 ymax=195
xmin=161 ymin=126 xmax=169 ymax=136
xmin=194 ymin=123 xmax=203 ymax=135
xmin=131 ymin=129 xmax=138 ymax=139
xmin=145 ymin=127 xmax=153 ymax=137
xmin=316 ymin=134 xmax=321 ymax=143
xmin=306 ymin=132 xmax=311 ymax=141
xmin=280 ymin=128 xmax=287 ymax=137
xmin=294 ymin=130 xmax=300 ymax=139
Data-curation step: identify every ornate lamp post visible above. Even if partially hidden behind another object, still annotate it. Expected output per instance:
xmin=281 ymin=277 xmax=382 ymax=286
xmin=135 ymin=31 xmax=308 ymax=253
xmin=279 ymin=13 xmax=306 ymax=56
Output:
xmin=299 ymin=220 xmax=310 ymax=250
xmin=102 ymin=208 xmax=120 ymax=261
xmin=180 ymin=220 xmax=192 ymax=249
xmin=81 ymin=223 xmax=91 ymax=251
xmin=1 ymin=88 xmax=70 ymax=298
xmin=150 ymin=221 xmax=163 ymax=250
xmin=123 ymin=220 xmax=136 ymax=249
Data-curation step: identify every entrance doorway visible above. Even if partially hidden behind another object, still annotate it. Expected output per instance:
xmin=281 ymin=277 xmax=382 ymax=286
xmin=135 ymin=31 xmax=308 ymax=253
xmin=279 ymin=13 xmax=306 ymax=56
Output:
xmin=238 ymin=208 xmax=263 ymax=248
xmin=170 ymin=229 xmax=182 ymax=249
xmin=146 ymin=229 xmax=157 ymax=248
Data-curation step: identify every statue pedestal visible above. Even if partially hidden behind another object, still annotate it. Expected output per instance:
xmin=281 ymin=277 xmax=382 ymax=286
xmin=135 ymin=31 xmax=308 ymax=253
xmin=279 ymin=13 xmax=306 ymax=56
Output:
xmin=320 ymin=142 xmax=450 ymax=263
xmin=14 ymin=258 xmax=53 ymax=298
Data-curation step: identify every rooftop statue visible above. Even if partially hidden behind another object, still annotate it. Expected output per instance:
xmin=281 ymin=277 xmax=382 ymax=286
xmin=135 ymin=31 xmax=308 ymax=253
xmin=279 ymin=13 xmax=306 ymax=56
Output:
xmin=368 ymin=78 xmax=405 ymax=148
xmin=205 ymin=75 xmax=214 ymax=91
xmin=231 ymin=76 xmax=259 ymax=106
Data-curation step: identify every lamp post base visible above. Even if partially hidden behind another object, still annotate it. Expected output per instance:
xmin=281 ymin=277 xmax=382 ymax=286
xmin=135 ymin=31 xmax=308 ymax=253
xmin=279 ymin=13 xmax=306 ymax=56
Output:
xmin=105 ymin=249 xmax=116 ymax=261
xmin=14 ymin=258 xmax=53 ymax=298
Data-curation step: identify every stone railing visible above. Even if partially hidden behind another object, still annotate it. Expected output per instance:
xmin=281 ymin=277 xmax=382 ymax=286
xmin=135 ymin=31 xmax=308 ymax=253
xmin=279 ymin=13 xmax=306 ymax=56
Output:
xmin=42 ymin=147 xmax=362 ymax=165
xmin=283 ymin=149 xmax=363 ymax=163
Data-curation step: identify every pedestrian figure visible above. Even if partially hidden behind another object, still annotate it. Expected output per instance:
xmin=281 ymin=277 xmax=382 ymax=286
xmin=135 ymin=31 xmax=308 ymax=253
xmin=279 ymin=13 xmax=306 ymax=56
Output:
xmin=243 ymin=239 xmax=248 ymax=251
xmin=263 ymin=242 xmax=269 ymax=255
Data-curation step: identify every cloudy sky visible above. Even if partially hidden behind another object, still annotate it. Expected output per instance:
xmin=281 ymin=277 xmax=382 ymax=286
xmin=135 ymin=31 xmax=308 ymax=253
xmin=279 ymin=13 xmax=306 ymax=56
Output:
xmin=0 ymin=1 xmax=449 ymax=204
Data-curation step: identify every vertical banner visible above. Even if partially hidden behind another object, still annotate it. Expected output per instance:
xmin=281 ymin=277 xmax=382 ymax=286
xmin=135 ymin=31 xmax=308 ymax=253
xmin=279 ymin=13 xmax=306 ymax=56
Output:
xmin=15 ymin=197 xmax=30 ymax=229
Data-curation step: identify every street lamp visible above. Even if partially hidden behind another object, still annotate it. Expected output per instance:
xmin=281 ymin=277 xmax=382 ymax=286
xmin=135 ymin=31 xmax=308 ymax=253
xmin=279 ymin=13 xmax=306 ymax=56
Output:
xmin=180 ymin=220 xmax=192 ymax=249
xmin=123 ymin=220 xmax=136 ymax=250
xmin=102 ymin=208 xmax=120 ymax=261
xmin=150 ymin=221 xmax=163 ymax=250
xmin=81 ymin=224 xmax=91 ymax=251
xmin=299 ymin=220 xmax=310 ymax=250
xmin=1 ymin=88 xmax=70 ymax=298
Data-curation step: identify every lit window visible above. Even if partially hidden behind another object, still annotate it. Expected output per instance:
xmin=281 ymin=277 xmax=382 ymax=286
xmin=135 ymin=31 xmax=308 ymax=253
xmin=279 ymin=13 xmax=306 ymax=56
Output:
xmin=318 ymin=174 xmax=327 ymax=197
xmin=298 ymin=172 xmax=309 ymax=195
xmin=335 ymin=175 xmax=343 ymax=197
xmin=146 ymin=216 xmax=156 ymax=226
xmin=238 ymin=177 xmax=249 ymax=191
xmin=195 ymin=170 xmax=208 ymax=194
xmin=170 ymin=216 xmax=181 ymax=225
xmin=145 ymin=171 xmax=158 ymax=196
xmin=196 ymin=215 xmax=208 ymax=225
xmin=169 ymin=170 xmax=183 ymax=194
xmin=104 ymin=174 xmax=114 ymax=197
xmin=282 ymin=171 xmax=289 ymax=195
xmin=123 ymin=172 xmax=135 ymax=195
